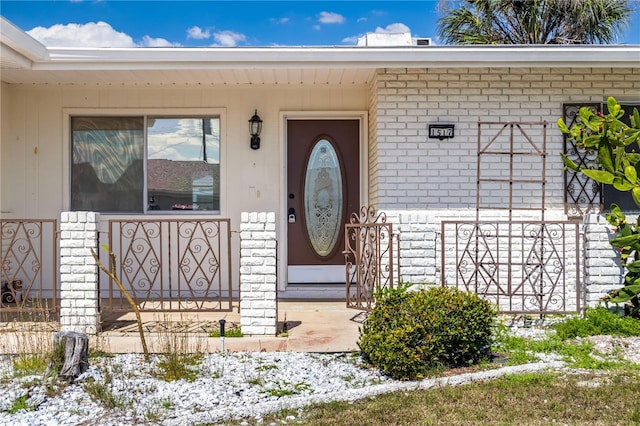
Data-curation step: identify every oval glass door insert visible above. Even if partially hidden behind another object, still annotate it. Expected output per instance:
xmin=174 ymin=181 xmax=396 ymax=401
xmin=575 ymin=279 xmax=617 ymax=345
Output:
xmin=304 ymin=139 xmax=343 ymax=257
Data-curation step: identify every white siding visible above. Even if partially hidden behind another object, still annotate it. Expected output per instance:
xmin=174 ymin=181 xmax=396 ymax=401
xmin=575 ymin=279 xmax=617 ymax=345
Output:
xmin=1 ymin=84 xmax=369 ymax=221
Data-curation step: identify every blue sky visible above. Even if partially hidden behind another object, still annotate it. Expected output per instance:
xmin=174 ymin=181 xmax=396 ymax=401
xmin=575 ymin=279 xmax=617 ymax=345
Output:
xmin=1 ymin=0 xmax=639 ymax=47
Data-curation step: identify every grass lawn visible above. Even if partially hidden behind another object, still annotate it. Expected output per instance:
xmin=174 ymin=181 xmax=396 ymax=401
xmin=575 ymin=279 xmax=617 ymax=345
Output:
xmin=234 ymin=369 xmax=640 ymax=425
xmin=230 ymin=308 xmax=640 ymax=425
xmin=295 ymin=370 xmax=640 ymax=425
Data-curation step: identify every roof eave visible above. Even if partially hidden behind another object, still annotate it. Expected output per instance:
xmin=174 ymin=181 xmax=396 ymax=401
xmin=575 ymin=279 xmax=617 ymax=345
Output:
xmin=38 ymin=45 xmax=640 ymax=70
xmin=0 ymin=17 xmax=49 ymax=66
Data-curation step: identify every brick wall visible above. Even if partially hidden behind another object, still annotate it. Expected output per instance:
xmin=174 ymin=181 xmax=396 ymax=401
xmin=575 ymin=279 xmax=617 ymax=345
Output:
xmin=59 ymin=211 xmax=100 ymax=334
xmin=371 ymin=67 xmax=639 ymax=309
xmin=373 ymin=67 xmax=639 ymax=210
xmin=239 ymin=212 xmax=277 ymax=336
xmin=584 ymin=212 xmax=624 ymax=306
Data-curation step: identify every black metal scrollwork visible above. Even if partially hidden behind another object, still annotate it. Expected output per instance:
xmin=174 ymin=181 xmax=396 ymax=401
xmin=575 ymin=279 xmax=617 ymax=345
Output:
xmin=563 ymin=103 xmax=602 ymax=217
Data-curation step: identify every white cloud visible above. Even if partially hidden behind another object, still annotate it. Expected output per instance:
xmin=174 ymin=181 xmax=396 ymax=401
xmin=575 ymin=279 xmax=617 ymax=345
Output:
xmin=270 ymin=17 xmax=290 ymax=24
xmin=374 ymin=23 xmax=411 ymax=34
xmin=342 ymin=35 xmax=359 ymax=44
xmin=27 ymin=22 xmax=136 ymax=47
xmin=26 ymin=21 xmax=182 ymax=47
xmin=141 ymin=36 xmax=181 ymax=47
xmin=342 ymin=23 xmax=412 ymax=45
xmin=357 ymin=17 xmax=368 ymax=23
xmin=212 ymin=30 xmax=247 ymax=47
xmin=318 ymin=11 xmax=346 ymax=24
xmin=148 ymin=118 xmax=220 ymax=163
xmin=187 ymin=26 xmax=211 ymax=40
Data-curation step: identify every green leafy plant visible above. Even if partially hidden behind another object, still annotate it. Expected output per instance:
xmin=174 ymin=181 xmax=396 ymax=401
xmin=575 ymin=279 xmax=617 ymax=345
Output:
xmin=160 ymin=397 xmax=174 ymax=409
xmin=12 ymin=353 xmax=49 ymax=377
xmin=255 ymin=364 xmax=278 ymax=372
xmin=7 ymin=394 xmax=30 ymax=414
xmin=559 ymin=97 xmax=640 ymax=198
xmin=358 ymin=285 xmax=496 ymax=380
xmin=554 ymin=306 xmax=640 ymax=339
xmin=559 ymin=96 xmax=640 ymax=315
xmin=82 ymin=369 xmax=127 ymax=410
xmin=262 ymin=380 xmax=312 ymax=397
xmin=154 ymin=352 xmax=202 ymax=383
xmin=491 ymin=324 xmax=540 ymax=365
xmin=602 ymin=204 xmax=640 ymax=315
xmin=208 ymin=327 xmax=243 ymax=338
xmin=152 ymin=314 xmax=204 ymax=382
xmin=493 ymin=324 xmax=628 ymax=370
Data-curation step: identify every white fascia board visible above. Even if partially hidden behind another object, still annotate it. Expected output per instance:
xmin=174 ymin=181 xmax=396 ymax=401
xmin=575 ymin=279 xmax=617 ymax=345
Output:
xmin=0 ymin=17 xmax=49 ymax=64
xmin=38 ymin=45 xmax=640 ymax=70
xmin=0 ymin=44 xmax=33 ymax=69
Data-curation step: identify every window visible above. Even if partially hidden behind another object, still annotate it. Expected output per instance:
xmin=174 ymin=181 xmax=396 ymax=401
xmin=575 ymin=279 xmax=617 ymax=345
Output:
xmin=563 ymin=103 xmax=602 ymax=217
xmin=71 ymin=116 xmax=220 ymax=213
xmin=563 ymin=102 xmax=640 ymax=216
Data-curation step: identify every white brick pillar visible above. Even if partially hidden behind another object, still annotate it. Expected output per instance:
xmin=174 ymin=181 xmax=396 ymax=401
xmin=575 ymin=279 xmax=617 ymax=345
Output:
xmin=384 ymin=210 xmax=439 ymax=285
xmin=239 ymin=212 xmax=277 ymax=336
xmin=59 ymin=211 xmax=100 ymax=334
xmin=583 ymin=212 xmax=625 ymax=307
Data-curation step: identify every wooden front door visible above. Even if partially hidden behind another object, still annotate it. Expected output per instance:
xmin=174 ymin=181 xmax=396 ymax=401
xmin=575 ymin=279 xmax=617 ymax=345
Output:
xmin=287 ymin=119 xmax=360 ymax=283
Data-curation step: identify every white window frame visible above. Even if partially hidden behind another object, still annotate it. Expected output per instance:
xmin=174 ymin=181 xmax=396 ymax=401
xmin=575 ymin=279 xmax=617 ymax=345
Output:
xmin=63 ymin=108 xmax=227 ymax=216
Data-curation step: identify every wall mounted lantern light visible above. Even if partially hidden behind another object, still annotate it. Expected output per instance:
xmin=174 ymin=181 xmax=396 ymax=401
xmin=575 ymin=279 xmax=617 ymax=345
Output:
xmin=249 ymin=109 xmax=263 ymax=150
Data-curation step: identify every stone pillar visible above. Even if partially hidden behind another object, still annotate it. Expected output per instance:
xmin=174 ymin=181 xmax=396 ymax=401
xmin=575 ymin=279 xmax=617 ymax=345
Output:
xmin=59 ymin=211 xmax=100 ymax=334
xmin=239 ymin=212 xmax=277 ymax=336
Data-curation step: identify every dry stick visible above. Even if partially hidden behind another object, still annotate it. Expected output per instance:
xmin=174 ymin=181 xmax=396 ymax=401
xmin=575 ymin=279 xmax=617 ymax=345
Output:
xmin=90 ymin=248 xmax=150 ymax=361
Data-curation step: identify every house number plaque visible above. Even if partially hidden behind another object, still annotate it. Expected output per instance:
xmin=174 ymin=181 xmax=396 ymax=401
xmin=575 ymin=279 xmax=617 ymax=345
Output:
xmin=428 ymin=124 xmax=455 ymax=140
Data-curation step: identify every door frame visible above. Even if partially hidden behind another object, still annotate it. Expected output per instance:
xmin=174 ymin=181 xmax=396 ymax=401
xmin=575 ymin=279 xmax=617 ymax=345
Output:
xmin=279 ymin=111 xmax=369 ymax=293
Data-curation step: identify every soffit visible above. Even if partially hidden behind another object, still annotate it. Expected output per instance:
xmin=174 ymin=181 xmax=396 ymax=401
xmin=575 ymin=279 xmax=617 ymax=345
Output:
xmin=0 ymin=67 xmax=376 ymax=85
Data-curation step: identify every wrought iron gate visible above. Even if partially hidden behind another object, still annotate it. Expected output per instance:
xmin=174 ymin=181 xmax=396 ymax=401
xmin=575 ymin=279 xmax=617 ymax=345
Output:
xmin=442 ymin=121 xmax=582 ymax=315
xmin=344 ymin=206 xmax=399 ymax=311
xmin=101 ymin=218 xmax=233 ymax=312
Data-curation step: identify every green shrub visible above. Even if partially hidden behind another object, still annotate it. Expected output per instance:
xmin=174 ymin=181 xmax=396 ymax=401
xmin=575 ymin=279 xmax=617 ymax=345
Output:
xmin=554 ymin=306 xmax=640 ymax=340
xmin=358 ymin=285 xmax=496 ymax=380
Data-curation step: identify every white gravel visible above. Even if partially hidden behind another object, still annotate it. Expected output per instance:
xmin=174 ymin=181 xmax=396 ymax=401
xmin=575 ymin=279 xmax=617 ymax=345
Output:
xmin=1 ymin=326 xmax=638 ymax=425
xmin=0 ymin=350 xmax=565 ymax=426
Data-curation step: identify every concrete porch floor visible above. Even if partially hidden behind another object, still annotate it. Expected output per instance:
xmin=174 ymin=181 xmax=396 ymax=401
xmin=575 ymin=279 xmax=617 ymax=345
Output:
xmin=98 ymin=301 xmax=365 ymax=353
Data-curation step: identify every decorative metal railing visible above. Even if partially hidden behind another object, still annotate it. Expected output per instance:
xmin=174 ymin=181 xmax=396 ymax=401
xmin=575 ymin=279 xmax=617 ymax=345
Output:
xmin=102 ymin=218 xmax=233 ymax=312
xmin=1 ymin=219 xmax=58 ymax=314
xmin=443 ymin=120 xmax=583 ymax=315
xmin=441 ymin=220 xmax=581 ymax=315
xmin=344 ymin=206 xmax=399 ymax=311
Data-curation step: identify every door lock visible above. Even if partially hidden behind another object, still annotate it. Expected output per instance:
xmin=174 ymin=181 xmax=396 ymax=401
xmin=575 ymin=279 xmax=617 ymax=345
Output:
xmin=288 ymin=207 xmax=296 ymax=223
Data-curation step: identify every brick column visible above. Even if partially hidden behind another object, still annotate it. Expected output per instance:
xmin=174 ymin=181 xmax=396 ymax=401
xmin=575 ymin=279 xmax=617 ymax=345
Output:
xmin=239 ymin=212 xmax=277 ymax=336
xmin=59 ymin=211 xmax=100 ymax=334
xmin=383 ymin=210 xmax=438 ymax=286
xmin=583 ymin=212 xmax=625 ymax=307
